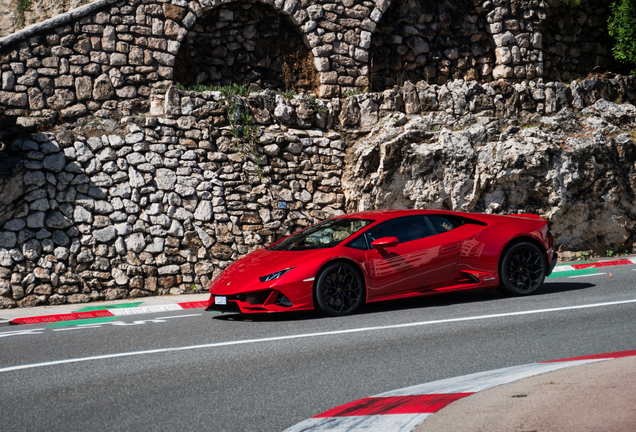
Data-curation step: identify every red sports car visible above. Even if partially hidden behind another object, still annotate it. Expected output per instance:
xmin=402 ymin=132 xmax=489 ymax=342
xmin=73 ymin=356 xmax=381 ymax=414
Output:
xmin=205 ymin=210 xmax=557 ymax=316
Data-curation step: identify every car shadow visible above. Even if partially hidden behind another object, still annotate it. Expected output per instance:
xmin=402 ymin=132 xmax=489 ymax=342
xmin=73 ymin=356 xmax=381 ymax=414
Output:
xmin=211 ymin=281 xmax=596 ymax=322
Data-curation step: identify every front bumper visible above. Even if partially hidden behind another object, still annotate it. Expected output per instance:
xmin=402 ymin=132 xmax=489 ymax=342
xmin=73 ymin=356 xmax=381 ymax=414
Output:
xmin=205 ymin=289 xmax=297 ymax=313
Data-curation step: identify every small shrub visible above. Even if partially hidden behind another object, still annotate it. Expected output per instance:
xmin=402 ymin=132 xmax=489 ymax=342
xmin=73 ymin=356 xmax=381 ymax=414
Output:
xmin=279 ymin=90 xmax=296 ymax=99
xmin=17 ymin=0 xmax=32 ymax=28
xmin=344 ymin=88 xmax=366 ymax=97
xmin=608 ymin=0 xmax=636 ymax=74
xmin=309 ymin=97 xmax=328 ymax=112
xmin=219 ymin=83 xmax=250 ymax=99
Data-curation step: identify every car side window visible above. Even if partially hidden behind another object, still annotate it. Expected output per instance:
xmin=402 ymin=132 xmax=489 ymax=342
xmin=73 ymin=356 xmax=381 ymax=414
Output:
xmin=364 ymin=216 xmax=436 ymax=247
xmin=427 ymin=215 xmax=462 ymax=233
xmin=346 ymin=235 xmax=368 ymax=250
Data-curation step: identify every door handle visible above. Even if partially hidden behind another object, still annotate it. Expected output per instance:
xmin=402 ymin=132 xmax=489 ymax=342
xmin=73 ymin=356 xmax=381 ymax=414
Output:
xmin=440 ymin=242 xmax=460 ymax=252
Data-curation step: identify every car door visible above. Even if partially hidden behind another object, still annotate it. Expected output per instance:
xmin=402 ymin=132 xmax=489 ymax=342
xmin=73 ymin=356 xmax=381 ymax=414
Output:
xmin=363 ymin=215 xmax=463 ymax=299
xmin=363 ymin=215 xmax=437 ymax=299
xmin=408 ymin=215 xmax=463 ymax=289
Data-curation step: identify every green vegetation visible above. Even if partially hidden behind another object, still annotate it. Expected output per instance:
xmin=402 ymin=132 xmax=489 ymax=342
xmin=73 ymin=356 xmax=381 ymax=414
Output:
xmin=278 ymin=90 xmax=296 ymax=99
xmin=608 ymin=0 xmax=636 ymax=74
xmin=606 ymin=246 xmax=631 ymax=257
xmin=175 ymin=79 xmax=250 ymax=98
xmin=309 ymin=96 xmax=328 ymax=112
xmin=559 ymin=0 xmax=636 ymax=75
xmin=226 ymin=97 xmax=264 ymax=182
xmin=344 ymin=88 xmax=366 ymax=97
xmin=578 ymin=250 xmax=591 ymax=260
xmin=17 ymin=0 xmax=32 ymax=28
xmin=219 ymin=82 xmax=250 ymax=99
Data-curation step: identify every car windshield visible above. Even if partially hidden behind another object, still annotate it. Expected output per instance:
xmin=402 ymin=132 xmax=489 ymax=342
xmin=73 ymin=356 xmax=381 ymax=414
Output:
xmin=269 ymin=218 xmax=374 ymax=251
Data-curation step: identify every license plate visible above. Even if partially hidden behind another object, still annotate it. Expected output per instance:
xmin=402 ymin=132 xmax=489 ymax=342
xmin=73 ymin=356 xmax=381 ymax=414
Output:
xmin=215 ymin=296 xmax=227 ymax=305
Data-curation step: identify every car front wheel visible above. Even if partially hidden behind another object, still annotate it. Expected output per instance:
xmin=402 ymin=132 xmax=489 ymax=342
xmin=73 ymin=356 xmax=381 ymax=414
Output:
xmin=497 ymin=242 xmax=547 ymax=296
xmin=315 ymin=262 xmax=364 ymax=316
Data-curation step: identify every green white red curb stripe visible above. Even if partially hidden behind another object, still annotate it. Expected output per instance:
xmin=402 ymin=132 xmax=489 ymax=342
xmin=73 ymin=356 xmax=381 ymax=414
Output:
xmin=283 ymin=350 xmax=636 ymax=432
xmin=9 ymin=301 xmax=208 ymax=325
xmin=550 ymin=258 xmax=636 ymax=277
xmin=552 ymin=258 xmax=636 ymax=271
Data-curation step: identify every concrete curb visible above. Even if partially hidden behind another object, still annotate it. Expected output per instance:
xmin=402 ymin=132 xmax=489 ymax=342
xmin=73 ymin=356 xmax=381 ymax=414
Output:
xmin=283 ymin=350 xmax=636 ymax=432
xmin=0 ymin=293 xmax=210 ymax=326
xmin=552 ymin=257 xmax=636 ymax=272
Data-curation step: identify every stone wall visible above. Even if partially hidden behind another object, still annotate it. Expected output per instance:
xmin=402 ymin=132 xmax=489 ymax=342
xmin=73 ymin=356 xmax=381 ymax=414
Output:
xmin=0 ymin=0 xmax=624 ymax=122
xmin=0 ymin=87 xmax=347 ymax=308
xmin=370 ymin=0 xmax=493 ymax=88
xmin=0 ymin=0 xmax=377 ymax=119
xmin=542 ymin=0 xmax=623 ymax=82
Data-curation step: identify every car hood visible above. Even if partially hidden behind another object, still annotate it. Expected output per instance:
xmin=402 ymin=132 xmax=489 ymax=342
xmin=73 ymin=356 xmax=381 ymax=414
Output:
xmin=217 ymin=247 xmax=325 ymax=286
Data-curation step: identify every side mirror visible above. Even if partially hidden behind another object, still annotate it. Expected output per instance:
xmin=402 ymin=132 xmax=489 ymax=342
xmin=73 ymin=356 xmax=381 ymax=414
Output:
xmin=371 ymin=237 xmax=399 ymax=249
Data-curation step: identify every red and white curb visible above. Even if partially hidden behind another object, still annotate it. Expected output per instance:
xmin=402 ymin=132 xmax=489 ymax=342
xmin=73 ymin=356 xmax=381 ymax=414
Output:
xmin=9 ymin=300 xmax=208 ymax=325
xmin=283 ymin=350 xmax=636 ymax=432
xmin=551 ymin=258 xmax=636 ymax=272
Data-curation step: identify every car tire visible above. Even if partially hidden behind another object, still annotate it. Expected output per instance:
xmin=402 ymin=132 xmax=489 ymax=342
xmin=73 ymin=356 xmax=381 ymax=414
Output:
xmin=314 ymin=262 xmax=365 ymax=317
xmin=497 ymin=241 xmax=547 ymax=296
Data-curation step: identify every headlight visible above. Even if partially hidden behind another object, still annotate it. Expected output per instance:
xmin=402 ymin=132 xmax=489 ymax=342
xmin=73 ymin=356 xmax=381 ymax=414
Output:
xmin=259 ymin=267 xmax=295 ymax=283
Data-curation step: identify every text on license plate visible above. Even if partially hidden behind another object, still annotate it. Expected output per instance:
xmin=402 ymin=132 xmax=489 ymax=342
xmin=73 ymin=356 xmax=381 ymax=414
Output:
xmin=215 ymin=296 xmax=227 ymax=305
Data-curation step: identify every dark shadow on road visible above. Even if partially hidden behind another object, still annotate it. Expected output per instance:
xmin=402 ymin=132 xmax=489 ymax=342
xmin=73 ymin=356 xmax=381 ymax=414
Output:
xmin=212 ymin=281 xmax=596 ymax=323
xmin=539 ymin=280 xmax=597 ymax=295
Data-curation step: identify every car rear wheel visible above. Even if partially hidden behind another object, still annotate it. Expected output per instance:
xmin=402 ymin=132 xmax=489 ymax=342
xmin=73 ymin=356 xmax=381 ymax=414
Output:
xmin=497 ymin=242 xmax=546 ymax=296
xmin=315 ymin=262 xmax=364 ymax=316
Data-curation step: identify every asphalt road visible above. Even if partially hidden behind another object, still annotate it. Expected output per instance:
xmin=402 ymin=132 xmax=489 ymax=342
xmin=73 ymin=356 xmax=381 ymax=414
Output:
xmin=1 ymin=265 xmax=636 ymax=432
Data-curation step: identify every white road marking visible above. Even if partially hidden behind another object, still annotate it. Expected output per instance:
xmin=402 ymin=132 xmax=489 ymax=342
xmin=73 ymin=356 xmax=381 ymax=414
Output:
xmin=0 ymin=328 xmax=46 ymax=338
xmin=109 ymin=304 xmax=183 ymax=315
xmin=2 ymin=299 xmax=636 ymax=374
xmin=568 ymin=273 xmax=606 ymax=278
xmin=551 ymin=265 xmax=575 ymax=272
xmin=283 ymin=414 xmax=432 ymax=432
xmin=53 ymin=325 xmax=103 ymax=332
xmin=155 ymin=314 xmax=202 ymax=320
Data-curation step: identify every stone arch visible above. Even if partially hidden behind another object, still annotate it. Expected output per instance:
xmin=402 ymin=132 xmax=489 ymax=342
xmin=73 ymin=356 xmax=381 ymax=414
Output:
xmin=171 ymin=0 xmax=317 ymax=92
xmin=0 ymin=0 xmax=391 ymax=124
xmin=160 ymin=0 xmax=385 ymax=98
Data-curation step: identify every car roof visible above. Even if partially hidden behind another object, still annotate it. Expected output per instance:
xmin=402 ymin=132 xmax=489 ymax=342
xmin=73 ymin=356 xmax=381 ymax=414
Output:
xmin=333 ymin=209 xmax=459 ymax=222
xmin=332 ymin=209 xmax=544 ymax=225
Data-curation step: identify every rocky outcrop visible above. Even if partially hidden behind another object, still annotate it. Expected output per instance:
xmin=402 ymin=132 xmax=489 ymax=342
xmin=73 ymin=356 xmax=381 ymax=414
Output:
xmin=343 ymin=98 xmax=636 ymax=253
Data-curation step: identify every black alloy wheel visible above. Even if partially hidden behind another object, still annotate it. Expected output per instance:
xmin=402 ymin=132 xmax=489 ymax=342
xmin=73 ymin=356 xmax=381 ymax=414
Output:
xmin=315 ymin=262 xmax=365 ymax=316
xmin=497 ymin=242 xmax=547 ymax=296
